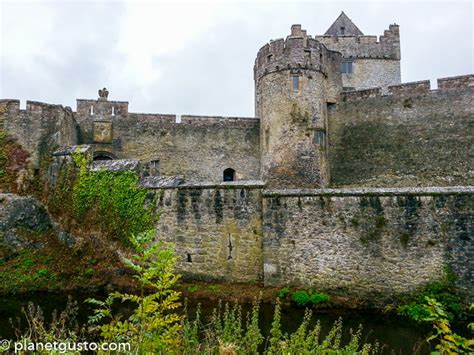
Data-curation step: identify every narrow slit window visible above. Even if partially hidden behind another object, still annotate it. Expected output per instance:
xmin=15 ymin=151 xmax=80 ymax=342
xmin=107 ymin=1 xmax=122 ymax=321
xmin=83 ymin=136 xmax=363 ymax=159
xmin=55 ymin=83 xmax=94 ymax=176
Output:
xmin=227 ymin=235 xmax=233 ymax=260
xmin=293 ymin=76 xmax=300 ymax=92
xmin=111 ymin=106 xmax=115 ymax=116
xmin=186 ymin=253 xmax=192 ymax=263
xmin=90 ymin=106 xmax=94 ymax=115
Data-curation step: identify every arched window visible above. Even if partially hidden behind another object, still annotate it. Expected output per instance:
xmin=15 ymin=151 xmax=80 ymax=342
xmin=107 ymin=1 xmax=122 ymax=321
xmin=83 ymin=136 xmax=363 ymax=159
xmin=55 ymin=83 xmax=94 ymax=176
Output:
xmin=223 ymin=168 xmax=235 ymax=182
xmin=93 ymin=152 xmax=116 ymax=161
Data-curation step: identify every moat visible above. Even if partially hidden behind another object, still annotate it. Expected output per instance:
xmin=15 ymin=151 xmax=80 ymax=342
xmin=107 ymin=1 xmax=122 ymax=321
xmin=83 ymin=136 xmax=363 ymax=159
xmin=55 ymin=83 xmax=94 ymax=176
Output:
xmin=0 ymin=292 xmax=439 ymax=354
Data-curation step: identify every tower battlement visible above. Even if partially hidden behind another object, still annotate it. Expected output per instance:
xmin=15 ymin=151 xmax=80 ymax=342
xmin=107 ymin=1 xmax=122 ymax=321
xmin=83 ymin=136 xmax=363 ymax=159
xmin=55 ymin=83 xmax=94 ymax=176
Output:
xmin=315 ymin=24 xmax=400 ymax=60
xmin=254 ymin=25 xmax=342 ymax=81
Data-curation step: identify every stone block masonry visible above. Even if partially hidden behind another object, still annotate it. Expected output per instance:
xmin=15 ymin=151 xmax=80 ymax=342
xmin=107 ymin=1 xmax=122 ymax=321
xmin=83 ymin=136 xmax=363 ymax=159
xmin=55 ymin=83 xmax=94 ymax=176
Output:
xmin=329 ymin=76 xmax=474 ymax=188
xmin=151 ymin=184 xmax=264 ymax=283
xmin=262 ymin=187 xmax=473 ymax=302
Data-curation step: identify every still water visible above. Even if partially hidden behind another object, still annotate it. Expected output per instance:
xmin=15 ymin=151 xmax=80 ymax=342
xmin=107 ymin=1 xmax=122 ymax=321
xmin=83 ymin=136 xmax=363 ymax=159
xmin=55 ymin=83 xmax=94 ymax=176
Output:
xmin=0 ymin=292 xmax=438 ymax=354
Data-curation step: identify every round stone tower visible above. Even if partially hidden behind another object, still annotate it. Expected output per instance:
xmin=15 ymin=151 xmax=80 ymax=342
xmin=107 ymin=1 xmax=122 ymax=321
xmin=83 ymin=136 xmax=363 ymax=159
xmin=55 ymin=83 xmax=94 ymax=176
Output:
xmin=254 ymin=25 xmax=342 ymax=188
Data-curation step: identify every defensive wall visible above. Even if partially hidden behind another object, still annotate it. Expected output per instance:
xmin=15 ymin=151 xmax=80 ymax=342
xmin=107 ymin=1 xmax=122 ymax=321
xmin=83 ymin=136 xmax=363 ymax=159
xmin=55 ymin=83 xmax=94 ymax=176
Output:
xmin=75 ymin=98 xmax=261 ymax=183
xmin=136 ymin=174 xmax=473 ymax=301
xmin=329 ymin=75 xmax=474 ymax=188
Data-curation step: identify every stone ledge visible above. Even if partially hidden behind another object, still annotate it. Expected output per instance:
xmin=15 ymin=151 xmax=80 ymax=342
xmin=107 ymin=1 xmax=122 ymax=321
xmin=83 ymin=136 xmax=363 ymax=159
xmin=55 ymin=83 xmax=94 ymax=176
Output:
xmin=262 ymin=186 xmax=474 ymax=197
xmin=145 ymin=180 xmax=266 ymax=190
xmin=88 ymin=159 xmax=140 ymax=172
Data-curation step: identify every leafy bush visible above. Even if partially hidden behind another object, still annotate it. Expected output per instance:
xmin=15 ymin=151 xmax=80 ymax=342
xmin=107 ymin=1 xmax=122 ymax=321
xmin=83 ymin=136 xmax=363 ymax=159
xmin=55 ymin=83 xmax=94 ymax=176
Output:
xmin=292 ymin=290 xmax=330 ymax=307
xmin=310 ymin=292 xmax=330 ymax=304
xmin=423 ymin=297 xmax=473 ymax=353
xmin=398 ymin=303 xmax=431 ymax=322
xmin=277 ymin=287 xmax=290 ymax=299
xmin=397 ymin=271 xmax=463 ymax=322
xmin=292 ymin=291 xmax=311 ymax=306
xmin=87 ymin=230 xmax=182 ymax=353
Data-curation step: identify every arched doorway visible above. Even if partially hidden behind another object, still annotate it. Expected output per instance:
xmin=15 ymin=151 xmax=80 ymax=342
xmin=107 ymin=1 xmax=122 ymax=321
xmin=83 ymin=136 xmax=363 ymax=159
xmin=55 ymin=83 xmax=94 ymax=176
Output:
xmin=223 ymin=168 xmax=235 ymax=182
xmin=93 ymin=152 xmax=117 ymax=161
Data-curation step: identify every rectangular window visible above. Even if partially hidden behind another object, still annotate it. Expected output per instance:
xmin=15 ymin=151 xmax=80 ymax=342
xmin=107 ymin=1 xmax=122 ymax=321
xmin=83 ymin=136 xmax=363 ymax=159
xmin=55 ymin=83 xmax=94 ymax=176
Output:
xmin=314 ymin=130 xmax=326 ymax=145
xmin=341 ymin=61 xmax=353 ymax=74
xmin=293 ymin=76 xmax=300 ymax=92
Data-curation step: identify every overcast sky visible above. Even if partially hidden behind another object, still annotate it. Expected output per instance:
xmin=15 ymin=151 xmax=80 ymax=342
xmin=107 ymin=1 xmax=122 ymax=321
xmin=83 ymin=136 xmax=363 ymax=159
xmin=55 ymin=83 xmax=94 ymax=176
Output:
xmin=1 ymin=0 xmax=472 ymax=117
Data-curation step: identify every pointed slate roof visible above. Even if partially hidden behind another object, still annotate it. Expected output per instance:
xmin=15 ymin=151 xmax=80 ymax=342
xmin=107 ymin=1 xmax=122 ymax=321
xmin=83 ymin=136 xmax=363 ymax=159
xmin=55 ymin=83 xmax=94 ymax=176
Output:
xmin=324 ymin=11 xmax=364 ymax=36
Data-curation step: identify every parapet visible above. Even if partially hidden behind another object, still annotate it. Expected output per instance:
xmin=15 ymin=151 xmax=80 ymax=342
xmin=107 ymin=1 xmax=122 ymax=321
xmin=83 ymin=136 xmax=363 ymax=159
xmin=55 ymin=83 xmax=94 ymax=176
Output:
xmin=342 ymin=87 xmax=382 ymax=100
xmin=341 ymin=74 xmax=474 ymax=101
xmin=315 ymin=24 xmax=400 ymax=60
xmin=388 ymin=80 xmax=430 ymax=96
xmin=254 ymin=25 xmax=342 ymax=80
xmin=437 ymin=74 xmax=474 ymax=91
xmin=263 ymin=186 xmax=474 ymax=197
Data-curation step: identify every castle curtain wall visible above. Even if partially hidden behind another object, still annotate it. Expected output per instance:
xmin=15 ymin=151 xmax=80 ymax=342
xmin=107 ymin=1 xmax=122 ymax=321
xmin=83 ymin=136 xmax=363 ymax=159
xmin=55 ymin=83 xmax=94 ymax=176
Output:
xmin=76 ymin=111 xmax=261 ymax=183
xmin=328 ymin=76 xmax=474 ymax=187
xmin=152 ymin=185 xmax=264 ymax=283
xmin=262 ymin=187 xmax=473 ymax=302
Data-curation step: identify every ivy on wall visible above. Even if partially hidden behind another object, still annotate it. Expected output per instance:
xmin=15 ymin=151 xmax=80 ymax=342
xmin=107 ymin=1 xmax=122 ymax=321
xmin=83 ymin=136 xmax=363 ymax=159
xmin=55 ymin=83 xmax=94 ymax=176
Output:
xmin=71 ymin=153 xmax=157 ymax=244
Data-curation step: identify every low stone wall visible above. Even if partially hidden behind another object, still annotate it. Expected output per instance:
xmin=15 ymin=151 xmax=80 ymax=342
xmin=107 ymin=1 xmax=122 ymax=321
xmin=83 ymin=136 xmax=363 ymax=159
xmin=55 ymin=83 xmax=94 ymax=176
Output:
xmin=152 ymin=184 xmax=264 ymax=283
xmin=262 ymin=187 xmax=473 ymax=302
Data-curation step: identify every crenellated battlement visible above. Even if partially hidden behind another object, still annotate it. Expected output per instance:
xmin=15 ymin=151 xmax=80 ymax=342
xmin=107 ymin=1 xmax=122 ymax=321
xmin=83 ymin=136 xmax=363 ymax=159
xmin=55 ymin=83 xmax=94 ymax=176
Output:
xmin=129 ymin=113 xmax=259 ymax=128
xmin=315 ymin=24 xmax=400 ymax=60
xmin=341 ymin=74 xmax=474 ymax=101
xmin=254 ymin=25 xmax=342 ymax=81
xmin=437 ymin=75 xmax=474 ymax=91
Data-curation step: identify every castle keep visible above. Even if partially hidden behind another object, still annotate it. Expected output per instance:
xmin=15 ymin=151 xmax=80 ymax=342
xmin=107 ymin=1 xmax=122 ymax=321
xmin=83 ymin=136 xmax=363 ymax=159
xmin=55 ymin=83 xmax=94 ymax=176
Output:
xmin=1 ymin=13 xmax=472 ymax=301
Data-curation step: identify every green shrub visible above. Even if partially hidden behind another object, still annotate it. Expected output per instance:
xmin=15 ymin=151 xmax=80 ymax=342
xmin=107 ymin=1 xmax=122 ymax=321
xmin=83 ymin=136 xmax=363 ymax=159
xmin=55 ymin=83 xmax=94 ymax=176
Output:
xmin=292 ymin=291 xmax=311 ymax=306
xmin=292 ymin=290 xmax=330 ymax=307
xmin=310 ymin=292 xmax=330 ymax=304
xmin=277 ymin=287 xmax=290 ymax=299
xmin=37 ymin=268 xmax=49 ymax=277
xmin=398 ymin=303 xmax=431 ymax=322
xmin=187 ymin=284 xmax=200 ymax=293
xmin=21 ymin=259 xmax=34 ymax=269
xmin=397 ymin=271 xmax=463 ymax=322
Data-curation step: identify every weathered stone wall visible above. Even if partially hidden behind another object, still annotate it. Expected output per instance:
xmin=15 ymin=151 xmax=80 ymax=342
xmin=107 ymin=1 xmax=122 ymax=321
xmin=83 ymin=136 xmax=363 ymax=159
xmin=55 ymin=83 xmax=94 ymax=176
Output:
xmin=338 ymin=59 xmax=400 ymax=91
xmin=329 ymin=75 xmax=474 ymax=187
xmin=151 ymin=183 xmax=264 ymax=283
xmin=76 ymin=106 xmax=260 ymax=183
xmin=1 ymin=100 xmax=78 ymax=168
xmin=316 ymin=24 xmax=401 ymax=91
xmin=262 ymin=187 xmax=473 ymax=301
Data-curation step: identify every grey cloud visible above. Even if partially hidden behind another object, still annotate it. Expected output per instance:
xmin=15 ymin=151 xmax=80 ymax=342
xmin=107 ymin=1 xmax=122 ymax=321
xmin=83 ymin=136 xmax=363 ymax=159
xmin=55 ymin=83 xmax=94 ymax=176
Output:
xmin=1 ymin=1 xmax=472 ymax=116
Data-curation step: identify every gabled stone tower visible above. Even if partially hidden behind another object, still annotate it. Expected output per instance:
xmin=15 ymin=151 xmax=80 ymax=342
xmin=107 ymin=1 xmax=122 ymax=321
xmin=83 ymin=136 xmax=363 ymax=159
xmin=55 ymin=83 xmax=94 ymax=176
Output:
xmin=254 ymin=25 xmax=342 ymax=188
xmin=316 ymin=11 xmax=401 ymax=91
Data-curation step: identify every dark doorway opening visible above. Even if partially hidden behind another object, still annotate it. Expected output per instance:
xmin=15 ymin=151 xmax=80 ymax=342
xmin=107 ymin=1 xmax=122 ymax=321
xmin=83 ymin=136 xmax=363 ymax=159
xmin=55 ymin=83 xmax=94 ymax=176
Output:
xmin=93 ymin=152 xmax=116 ymax=161
xmin=223 ymin=168 xmax=235 ymax=182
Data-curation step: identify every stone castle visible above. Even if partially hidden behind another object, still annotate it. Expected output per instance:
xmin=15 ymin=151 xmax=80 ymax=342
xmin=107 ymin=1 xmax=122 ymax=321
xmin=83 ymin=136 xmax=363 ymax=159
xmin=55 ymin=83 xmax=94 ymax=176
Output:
xmin=1 ymin=13 xmax=472 ymax=301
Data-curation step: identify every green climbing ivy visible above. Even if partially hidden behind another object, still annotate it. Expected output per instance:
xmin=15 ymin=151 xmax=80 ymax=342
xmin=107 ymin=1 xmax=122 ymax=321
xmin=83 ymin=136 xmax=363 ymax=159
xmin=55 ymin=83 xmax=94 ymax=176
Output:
xmin=72 ymin=152 xmax=157 ymax=244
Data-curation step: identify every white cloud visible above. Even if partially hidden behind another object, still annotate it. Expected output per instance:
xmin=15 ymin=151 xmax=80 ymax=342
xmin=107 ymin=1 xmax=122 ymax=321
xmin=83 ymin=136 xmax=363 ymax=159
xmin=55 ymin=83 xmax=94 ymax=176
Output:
xmin=1 ymin=0 xmax=472 ymax=116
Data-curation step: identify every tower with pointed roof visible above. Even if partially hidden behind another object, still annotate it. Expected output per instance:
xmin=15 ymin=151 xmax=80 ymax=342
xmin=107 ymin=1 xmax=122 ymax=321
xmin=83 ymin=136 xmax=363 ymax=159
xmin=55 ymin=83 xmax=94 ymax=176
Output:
xmin=316 ymin=11 xmax=401 ymax=91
